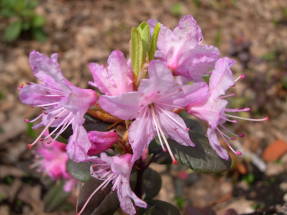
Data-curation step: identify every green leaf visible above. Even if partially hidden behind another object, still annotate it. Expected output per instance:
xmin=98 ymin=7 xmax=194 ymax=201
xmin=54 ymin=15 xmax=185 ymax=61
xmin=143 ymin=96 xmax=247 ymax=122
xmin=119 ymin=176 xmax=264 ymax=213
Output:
xmin=67 ymin=160 xmax=91 ymax=182
xmin=44 ymin=181 xmax=70 ymax=212
xmin=130 ymin=27 xmax=144 ymax=77
xmin=32 ymin=28 xmax=47 ymax=42
xmin=144 ymin=200 xmax=180 ymax=215
xmin=170 ymin=117 xmax=232 ymax=173
xmin=3 ymin=21 xmax=22 ymax=41
xmin=170 ymin=3 xmax=184 ymax=16
xmin=142 ymin=168 xmax=162 ymax=199
xmin=91 ymin=192 xmax=119 ymax=215
xmin=26 ymin=122 xmax=37 ymax=138
xmin=137 ymin=22 xmax=150 ymax=56
xmin=32 ymin=15 xmax=45 ymax=27
xmin=77 ymin=178 xmax=119 ymax=215
xmin=149 ymin=23 xmax=160 ymax=60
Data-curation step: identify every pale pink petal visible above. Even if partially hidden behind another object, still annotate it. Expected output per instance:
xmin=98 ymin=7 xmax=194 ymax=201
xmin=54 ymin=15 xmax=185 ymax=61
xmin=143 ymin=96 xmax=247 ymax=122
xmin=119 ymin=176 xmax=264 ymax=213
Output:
xmin=175 ymin=82 xmax=209 ymax=107
xmin=188 ymin=98 xmax=228 ymax=129
xmin=209 ymin=57 xmax=235 ymax=98
xmin=19 ymin=84 xmax=60 ymax=106
xmin=98 ymin=92 xmax=140 ymax=120
xmin=129 ymin=111 xmax=155 ymax=162
xmin=176 ymin=45 xmax=220 ymax=81
xmin=89 ymin=50 xmax=133 ymax=96
xmin=157 ymin=110 xmax=194 ymax=147
xmin=147 ymin=60 xmax=174 ymax=82
xmin=67 ymin=125 xmax=91 ymax=162
xmin=29 ymin=51 xmax=67 ymax=86
xmin=207 ymin=128 xmax=229 ymax=160
xmin=64 ymin=179 xmax=77 ymax=192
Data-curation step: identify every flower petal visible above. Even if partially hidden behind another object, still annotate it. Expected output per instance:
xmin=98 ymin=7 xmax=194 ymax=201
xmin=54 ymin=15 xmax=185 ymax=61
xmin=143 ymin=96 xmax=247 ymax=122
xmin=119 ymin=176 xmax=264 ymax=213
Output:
xmin=207 ymin=128 xmax=229 ymax=160
xmin=99 ymin=92 xmax=140 ymax=120
xmin=209 ymin=57 xmax=235 ymax=98
xmin=176 ymin=82 xmax=209 ymax=107
xmin=19 ymin=83 xmax=59 ymax=106
xmin=158 ymin=110 xmax=194 ymax=147
xmin=129 ymin=111 xmax=155 ymax=162
xmin=67 ymin=125 xmax=91 ymax=162
xmin=89 ymin=50 xmax=133 ymax=96
xmin=87 ymin=130 xmax=118 ymax=156
xmin=176 ymin=45 xmax=220 ymax=81
xmin=188 ymin=98 xmax=228 ymax=129
xmin=29 ymin=51 xmax=67 ymax=86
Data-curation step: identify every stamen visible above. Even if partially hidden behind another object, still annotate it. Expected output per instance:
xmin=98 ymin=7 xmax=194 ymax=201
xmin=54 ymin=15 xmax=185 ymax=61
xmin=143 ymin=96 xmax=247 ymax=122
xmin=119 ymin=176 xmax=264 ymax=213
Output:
xmin=26 ymin=113 xmax=44 ymax=123
xmin=151 ymin=108 xmax=177 ymax=163
xmin=36 ymin=102 xmax=59 ymax=107
xmin=225 ymin=107 xmax=250 ymax=112
xmin=77 ymin=174 xmax=114 ymax=215
xmin=226 ymin=114 xmax=268 ymax=122
xmin=151 ymin=108 xmax=166 ymax=152
xmin=28 ymin=109 xmax=66 ymax=148
xmin=220 ymin=93 xmax=236 ymax=99
xmin=158 ymin=107 xmax=189 ymax=131
xmin=234 ymin=74 xmax=245 ymax=82
xmin=44 ymin=112 xmax=72 ymax=140
xmin=216 ymin=128 xmax=241 ymax=156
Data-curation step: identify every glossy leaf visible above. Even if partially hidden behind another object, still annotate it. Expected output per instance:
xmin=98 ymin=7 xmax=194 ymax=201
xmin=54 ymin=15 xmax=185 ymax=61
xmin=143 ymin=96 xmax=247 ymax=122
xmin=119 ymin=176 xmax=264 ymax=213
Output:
xmin=142 ymin=168 xmax=162 ymax=199
xmin=67 ymin=160 xmax=91 ymax=182
xmin=44 ymin=181 xmax=70 ymax=212
xmin=144 ymin=200 xmax=180 ymax=215
xmin=170 ymin=117 xmax=232 ymax=173
xmin=77 ymin=178 xmax=119 ymax=215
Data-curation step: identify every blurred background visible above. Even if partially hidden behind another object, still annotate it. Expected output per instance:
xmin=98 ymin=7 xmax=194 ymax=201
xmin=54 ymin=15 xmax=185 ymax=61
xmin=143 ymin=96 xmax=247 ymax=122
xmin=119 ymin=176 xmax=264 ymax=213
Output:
xmin=0 ymin=0 xmax=286 ymax=214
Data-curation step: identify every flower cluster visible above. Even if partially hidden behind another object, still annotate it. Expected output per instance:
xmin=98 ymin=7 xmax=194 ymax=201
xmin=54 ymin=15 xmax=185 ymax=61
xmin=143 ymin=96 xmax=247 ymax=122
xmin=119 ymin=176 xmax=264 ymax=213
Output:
xmin=19 ymin=15 xmax=266 ymax=215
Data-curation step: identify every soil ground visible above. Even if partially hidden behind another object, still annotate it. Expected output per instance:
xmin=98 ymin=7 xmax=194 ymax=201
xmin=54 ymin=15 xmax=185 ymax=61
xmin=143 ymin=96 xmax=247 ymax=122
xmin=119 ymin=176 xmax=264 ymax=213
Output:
xmin=0 ymin=0 xmax=287 ymax=214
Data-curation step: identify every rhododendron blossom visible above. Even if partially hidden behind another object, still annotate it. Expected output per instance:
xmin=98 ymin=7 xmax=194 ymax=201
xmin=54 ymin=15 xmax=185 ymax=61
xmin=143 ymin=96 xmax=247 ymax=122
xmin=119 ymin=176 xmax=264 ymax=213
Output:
xmin=78 ymin=153 xmax=146 ymax=215
xmin=99 ymin=60 xmax=194 ymax=163
xmin=187 ymin=57 xmax=267 ymax=159
xmin=150 ymin=15 xmax=220 ymax=81
xmin=34 ymin=134 xmax=76 ymax=192
xmin=19 ymin=51 xmax=98 ymax=161
xmin=18 ymin=14 xmax=267 ymax=215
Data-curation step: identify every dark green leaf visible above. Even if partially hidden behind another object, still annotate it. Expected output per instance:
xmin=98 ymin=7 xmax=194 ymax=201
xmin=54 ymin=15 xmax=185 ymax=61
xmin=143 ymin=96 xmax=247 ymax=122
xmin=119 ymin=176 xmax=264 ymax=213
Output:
xmin=77 ymin=178 xmax=119 ymax=215
xmin=170 ymin=117 xmax=232 ymax=173
xmin=149 ymin=23 xmax=160 ymax=60
xmin=130 ymin=27 xmax=144 ymax=77
xmin=32 ymin=28 xmax=47 ymax=42
xmin=67 ymin=160 xmax=91 ymax=182
xmin=91 ymin=192 xmax=119 ymax=215
xmin=144 ymin=200 xmax=180 ymax=215
xmin=3 ymin=21 xmax=22 ymax=41
xmin=142 ymin=168 xmax=162 ymax=199
xmin=44 ymin=181 xmax=70 ymax=212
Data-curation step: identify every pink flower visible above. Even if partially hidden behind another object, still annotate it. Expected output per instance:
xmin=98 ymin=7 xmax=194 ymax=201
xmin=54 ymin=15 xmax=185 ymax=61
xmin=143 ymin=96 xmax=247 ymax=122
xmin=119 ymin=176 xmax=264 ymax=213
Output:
xmin=87 ymin=130 xmax=119 ymax=156
xmin=34 ymin=134 xmax=76 ymax=192
xmin=151 ymin=15 xmax=220 ymax=81
xmin=78 ymin=153 xmax=147 ymax=215
xmin=18 ymin=51 xmax=98 ymax=162
xmin=99 ymin=60 xmax=194 ymax=163
xmin=88 ymin=50 xmax=134 ymax=96
xmin=187 ymin=58 xmax=267 ymax=159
